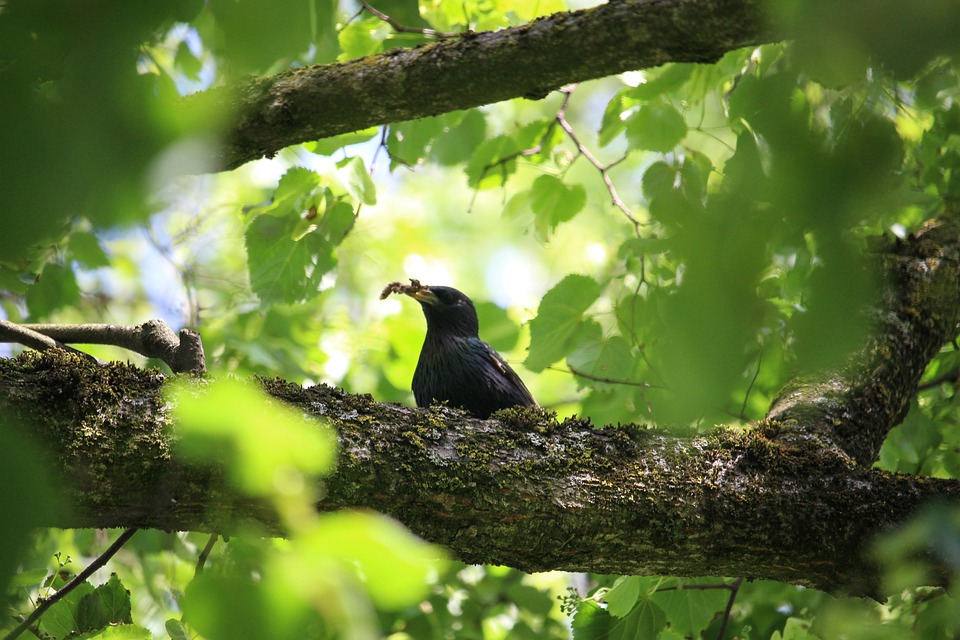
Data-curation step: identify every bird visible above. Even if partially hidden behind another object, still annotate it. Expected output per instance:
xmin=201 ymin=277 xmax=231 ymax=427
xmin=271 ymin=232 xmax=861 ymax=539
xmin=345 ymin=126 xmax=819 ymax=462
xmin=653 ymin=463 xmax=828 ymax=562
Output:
xmin=400 ymin=284 xmax=536 ymax=418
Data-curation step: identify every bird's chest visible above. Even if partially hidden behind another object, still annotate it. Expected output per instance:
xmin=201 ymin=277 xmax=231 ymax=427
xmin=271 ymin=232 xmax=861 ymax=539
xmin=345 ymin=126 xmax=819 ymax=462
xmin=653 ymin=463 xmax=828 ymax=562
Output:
xmin=413 ymin=335 xmax=500 ymax=401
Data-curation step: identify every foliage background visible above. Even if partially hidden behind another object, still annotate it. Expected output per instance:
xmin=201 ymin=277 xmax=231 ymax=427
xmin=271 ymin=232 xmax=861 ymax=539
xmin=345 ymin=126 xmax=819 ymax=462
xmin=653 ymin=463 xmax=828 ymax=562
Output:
xmin=3 ymin=0 xmax=960 ymax=638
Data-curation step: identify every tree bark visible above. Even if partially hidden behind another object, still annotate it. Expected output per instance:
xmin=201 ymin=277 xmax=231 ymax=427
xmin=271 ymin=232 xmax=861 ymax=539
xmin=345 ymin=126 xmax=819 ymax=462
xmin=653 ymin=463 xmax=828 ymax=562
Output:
xmin=182 ymin=0 xmax=777 ymax=170
xmin=1 ymin=221 xmax=958 ymax=597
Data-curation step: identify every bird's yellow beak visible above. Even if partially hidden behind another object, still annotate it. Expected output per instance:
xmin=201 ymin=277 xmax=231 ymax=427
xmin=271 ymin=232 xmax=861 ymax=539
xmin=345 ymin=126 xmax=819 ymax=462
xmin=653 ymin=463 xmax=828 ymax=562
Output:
xmin=408 ymin=288 xmax=439 ymax=306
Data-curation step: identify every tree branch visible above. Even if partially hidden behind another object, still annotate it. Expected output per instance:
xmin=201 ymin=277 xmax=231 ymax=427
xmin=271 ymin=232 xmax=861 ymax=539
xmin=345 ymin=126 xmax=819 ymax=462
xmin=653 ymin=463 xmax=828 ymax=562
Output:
xmin=9 ymin=320 xmax=206 ymax=373
xmin=1 ymin=221 xmax=958 ymax=597
xmin=183 ymin=0 xmax=776 ymax=170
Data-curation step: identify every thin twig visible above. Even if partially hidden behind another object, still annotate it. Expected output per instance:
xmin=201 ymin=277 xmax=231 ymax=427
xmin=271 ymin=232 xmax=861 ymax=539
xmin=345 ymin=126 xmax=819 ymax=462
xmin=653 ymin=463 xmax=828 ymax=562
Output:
xmin=917 ymin=367 xmax=960 ymax=391
xmin=554 ymin=90 xmax=640 ymax=233
xmin=739 ymin=348 xmax=763 ymax=420
xmin=564 ymin=364 xmax=654 ymax=388
xmin=3 ymin=529 xmax=139 ymax=640
xmin=715 ymin=577 xmax=743 ymax=640
xmin=359 ymin=1 xmax=458 ymax=38
xmin=195 ymin=534 xmax=219 ymax=577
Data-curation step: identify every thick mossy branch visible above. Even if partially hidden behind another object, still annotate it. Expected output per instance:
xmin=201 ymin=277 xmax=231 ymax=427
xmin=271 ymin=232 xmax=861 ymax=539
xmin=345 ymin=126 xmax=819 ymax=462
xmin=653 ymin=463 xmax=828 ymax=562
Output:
xmin=183 ymin=0 xmax=775 ymax=170
xmin=0 ymin=348 xmax=957 ymax=596
xmin=767 ymin=220 xmax=960 ymax=465
xmin=0 ymin=222 xmax=957 ymax=595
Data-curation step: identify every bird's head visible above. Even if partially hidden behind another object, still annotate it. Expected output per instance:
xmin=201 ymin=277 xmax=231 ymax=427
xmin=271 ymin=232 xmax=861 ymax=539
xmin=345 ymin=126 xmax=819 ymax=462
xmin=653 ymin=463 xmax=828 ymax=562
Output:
xmin=406 ymin=285 xmax=480 ymax=338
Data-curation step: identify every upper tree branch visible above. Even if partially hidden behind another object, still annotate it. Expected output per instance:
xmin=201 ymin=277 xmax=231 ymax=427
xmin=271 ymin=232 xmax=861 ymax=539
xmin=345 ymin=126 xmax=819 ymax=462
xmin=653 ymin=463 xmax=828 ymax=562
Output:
xmin=183 ymin=0 xmax=775 ymax=170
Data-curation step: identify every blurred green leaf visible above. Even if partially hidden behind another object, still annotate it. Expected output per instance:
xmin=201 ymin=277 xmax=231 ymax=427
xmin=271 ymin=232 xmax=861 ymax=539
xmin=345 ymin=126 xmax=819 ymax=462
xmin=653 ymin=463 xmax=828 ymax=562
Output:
xmin=69 ymin=231 xmax=111 ymax=269
xmin=466 ymin=135 xmax=519 ymax=188
xmin=174 ymin=40 xmax=202 ymax=81
xmin=530 ymin=175 xmax=587 ymax=239
xmin=567 ymin=325 xmax=634 ymax=389
xmin=626 ymin=103 xmax=687 ymax=152
xmin=25 ymin=262 xmax=80 ymax=319
xmin=301 ymin=511 xmax=446 ymax=610
xmin=475 ymin=301 xmax=521 ymax=352
xmin=525 ymin=274 xmax=601 ymax=372
xmin=338 ymin=15 xmax=392 ymax=61
xmin=306 ymin=127 xmax=380 ymax=156
xmin=172 ymin=378 xmax=337 ymax=497
xmin=205 ymin=0 xmax=323 ymax=73
xmin=184 ymin=572 xmax=271 ymax=640
xmin=432 ymin=110 xmax=488 ymax=166
xmin=339 ymin=156 xmax=377 ymax=205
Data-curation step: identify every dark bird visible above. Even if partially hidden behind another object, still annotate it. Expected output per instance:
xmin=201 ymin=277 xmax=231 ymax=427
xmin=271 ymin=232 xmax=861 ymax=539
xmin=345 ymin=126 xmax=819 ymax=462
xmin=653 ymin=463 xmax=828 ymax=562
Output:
xmin=397 ymin=283 xmax=536 ymax=418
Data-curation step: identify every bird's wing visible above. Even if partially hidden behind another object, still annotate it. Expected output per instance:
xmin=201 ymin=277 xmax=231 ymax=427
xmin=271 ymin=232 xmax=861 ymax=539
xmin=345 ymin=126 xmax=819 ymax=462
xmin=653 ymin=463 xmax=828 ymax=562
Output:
xmin=483 ymin=342 xmax=537 ymax=407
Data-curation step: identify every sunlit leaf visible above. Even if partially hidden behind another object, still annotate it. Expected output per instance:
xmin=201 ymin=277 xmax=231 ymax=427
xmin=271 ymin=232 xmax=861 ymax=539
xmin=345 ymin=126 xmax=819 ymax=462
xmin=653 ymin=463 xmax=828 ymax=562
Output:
xmin=525 ymin=274 xmax=601 ymax=372
xmin=339 ymin=156 xmax=377 ymax=205
xmin=301 ymin=511 xmax=445 ymax=609
xmin=530 ymin=175 xmax=587 ymax=238
xmin=306 ymin=127 xmax=380 ymax=156
xmin=172 ymin=378 xmax=337 ymax=497
xmin=602 ymin=576 xmax=642 ymax=617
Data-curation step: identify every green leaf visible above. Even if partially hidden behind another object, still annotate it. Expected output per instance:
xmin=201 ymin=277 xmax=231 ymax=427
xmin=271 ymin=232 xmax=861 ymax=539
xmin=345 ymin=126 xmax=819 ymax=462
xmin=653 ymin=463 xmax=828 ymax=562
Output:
xmin=465 ymin=135 xmax=519 ymax=189
xmin=78 ymin=574 xmax=132 ymax=632
xmin=525 ymin=274 xmax=601 ymax=372
xmin=40 ymin=581 xmax=96 ymax=639
xmin=628 ymin=64 xmax=695 ymax=101
xmin=625 ymin=103 xmax=687 ymax=152
xmin=388 ymin=116 xmax=446 ymax=166
xmin=775 ymin=617 xmax=818 ymax=640
xmin=651 ymin=585 xmax=730 ymax=638
xmin=599 ymin=89 xmax=631 ymax=147
xmin=302 ymin=511 xmax=446 ymax=610
xmin=339 ymin=156 xmax=377 ymax=205
xmin=172 ymin=378 xmax=338 ymax=497
xmin=184 ymin=572 xmax=270 ymax=640
xmin=306 ymin=127 xmax=379 ymax=156
xmin=572 ymin=601 xmax=613 ymax=639
xmin=244 ymin=179 xmax=354 ymax=305
xmin=529 ymin=175 xmax=587 ymax=239
xmin=173 ymin=40 xmax=202 ymax=81
xmin=641 ymin=161 xmax=677 ymax=201
xmin=475 ymin=301 xmax=521 ymax=352
xmin=568 ymin=330 xmax=634 ymax=389
xmin=9 ymin=568 xmax=48 ymax=588
xmin=69 ymin=231 xmax=111 ymax=268
xmin=615 ymin=598 xmax=668 ymax=639
xmin=602 ymin=576 xmax=642 ymax=618
xmin=246 ymin=213 xmax=327 ymax=304
xmin=338 ymin=15 xmax=391 ymax=61
xmin=25 ymin=262 xmax=80 ymax=319
xmin=432 ymin=110 xmax=488 ymax=166
xmin=165 ymin=619 xmax=189 ymax=640
xmin=74 ymin=625 xmax=152 ymax=640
